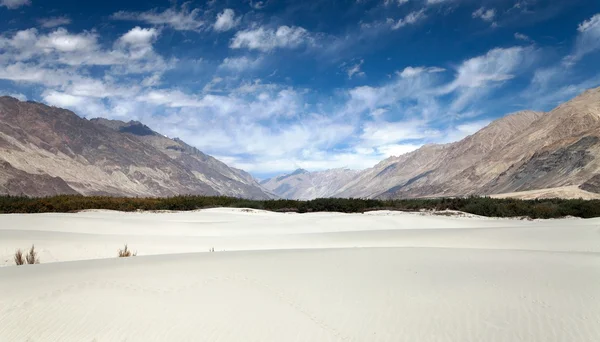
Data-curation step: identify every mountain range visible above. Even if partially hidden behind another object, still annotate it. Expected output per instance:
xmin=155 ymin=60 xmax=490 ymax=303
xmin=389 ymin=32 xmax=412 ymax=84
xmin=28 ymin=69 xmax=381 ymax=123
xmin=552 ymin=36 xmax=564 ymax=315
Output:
xmin=262 ymin=87 xmax=600 ymax=200
xmin=2 ymin=87 xmax=600 ymax=200
xmin=259 ymin=168 xmax=359 ymax=200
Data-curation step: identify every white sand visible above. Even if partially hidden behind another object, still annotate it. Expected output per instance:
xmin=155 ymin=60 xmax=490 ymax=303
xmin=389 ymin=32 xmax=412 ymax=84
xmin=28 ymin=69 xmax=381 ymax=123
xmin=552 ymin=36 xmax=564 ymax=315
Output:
xmin=1 ymin=208 xmax=599 ymax=341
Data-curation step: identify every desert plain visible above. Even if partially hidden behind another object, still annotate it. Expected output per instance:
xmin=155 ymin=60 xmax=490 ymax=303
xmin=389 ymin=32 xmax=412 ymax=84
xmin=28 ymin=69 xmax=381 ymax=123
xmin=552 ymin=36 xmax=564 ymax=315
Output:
xmin=1 ymin=208 xmax=599 ymax=341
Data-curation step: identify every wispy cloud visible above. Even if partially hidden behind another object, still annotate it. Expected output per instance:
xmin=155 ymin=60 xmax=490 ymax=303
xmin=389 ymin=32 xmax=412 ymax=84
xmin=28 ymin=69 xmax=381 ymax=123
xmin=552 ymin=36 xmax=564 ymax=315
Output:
xmin=38 ymin=16 xmax=72 ymax=28
xmin=514 ymin=32 xmax=532 ymax=42
xmin=390 ymin=9 xmax=427 ymax=30
xmin=472 ymin=7 xmax=496 ymax=22
xmin=218 ymin=56 xmax=263 ymax=72
xmin=443 ymin=46 xmax=536 ymax=112
xmin=346 ymin=59 xmax=365 ymax=79
xmin=398 ymin=66 xmax=445 ymax=78
xmin=443 ymin=47 xmax=533 ymax=92
xmin=111 ymin=3 xmax=205 ymax=31
xmin=564 ymin=13 xmax=600 ymax=65
xmin=0 ymin=0 xmax=30 ymax=9
xmin=230 ymin=26 xmax=312 ymax=51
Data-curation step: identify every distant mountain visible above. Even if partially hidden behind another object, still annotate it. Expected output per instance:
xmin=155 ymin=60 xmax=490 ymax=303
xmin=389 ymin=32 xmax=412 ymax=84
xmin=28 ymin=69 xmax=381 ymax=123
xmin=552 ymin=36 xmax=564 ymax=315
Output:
xmin=261 ymin=168 xmax=359 ymax=200
xmin=268 ymin=87 xmax=600 ymax=200
xmin=0 ymin=97 xmax=272 ymax=198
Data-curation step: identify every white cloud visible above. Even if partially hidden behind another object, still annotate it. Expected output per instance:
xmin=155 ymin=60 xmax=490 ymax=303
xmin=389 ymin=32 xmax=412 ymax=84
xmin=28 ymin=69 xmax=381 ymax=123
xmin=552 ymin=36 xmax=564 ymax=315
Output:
xmin=472 ymin=7 xmax=496 ymax=22
xmin=360 ymin=120 xmax=436 ymax=147
xmin=42 ymin=90 xmax=114 ymax=118
xmin=514 ymin=32 xmax=532 ymax=42
xmin=565 ymin=13 xmax=600 ymax=65
xmin=136 ymin=86 xmax=303 ymax=120
xmin=37 ymin=28 xmax=98 ymax=53
xmin=249 ymin=1 xmax=266 ymax=9
xmin=218 ymin=56 xmax=262 ymax=72
xmin=443 ymin=47 xmax=530 ymax=91
xmin=390 ymin=9 xmax=426 ymax=30
xmin=0 ymin=25 xmax=173 ymax=119
xmin=510 ymin=0 xmax=535 ymax=11
xmin=0 ymin=0 xmax=30 ymax=9
xmin=443 ymin=46 xmax=535 ymax=113
xmin=43 ymin=90 xmax=87 ymax=107
xmin=230 ymin=25 xmax=311 ymax=51
xmin=118 ymin=27 xmax=159 ymax=46
xmin=398 ymin=66 xmax=445 ymax=78
xmin=439 ymin=119 xmax=491 ymax=143
xmin=38 ymin=16 xmax=72 ymax=28
xmin=0 ymin=62 xmax=74 ymax=86
xmin=523 ymin=60 xmax=600 ymax=109
xmin=579 ymin=13 xmax=600 ymax=32
xmin=376 ymin=143 xmax=421 ymax=158
xmin=399 ymin=67 xmax=425 ymax=78
xmin=214 ymin=9 xmax=240 ymax=32
xmin=111 ymin=4 xmax=205 ymax=31
xmin=347 ymin=59 xmax=365 ymax=79
xmin=343 ymin=66 xmax=443 ymax=120
xmin=0 ymin=26 xmax=170 ymax=71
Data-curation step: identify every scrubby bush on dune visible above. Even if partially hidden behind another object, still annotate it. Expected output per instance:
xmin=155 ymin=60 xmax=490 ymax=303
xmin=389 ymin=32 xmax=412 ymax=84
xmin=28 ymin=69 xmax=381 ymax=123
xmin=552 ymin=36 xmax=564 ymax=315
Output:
xmin=14 ymin=245 xmax=40 ymax=265
xmin=26 ymin=245 xmax=40 ymax=264
xmin=1 ymin=194 xmax=600 ymax=219
xmin=118 ymin=244 xmax=137 ymax=257
xmin=14 ymin=249 xmax=25 ymax=265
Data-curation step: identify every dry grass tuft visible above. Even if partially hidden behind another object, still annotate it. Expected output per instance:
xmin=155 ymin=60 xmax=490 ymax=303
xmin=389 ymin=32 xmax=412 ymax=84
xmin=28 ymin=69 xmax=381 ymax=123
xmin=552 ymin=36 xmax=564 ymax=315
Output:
xmin=118 ymin=244 xmax=137 ymax=257
xmin=26 ymin=245 xmax=40 ymax=264
xmin=14 ymin=249 xmax=25 ymax=265
xmin=14 ymin=245 xmax=40 ymax=265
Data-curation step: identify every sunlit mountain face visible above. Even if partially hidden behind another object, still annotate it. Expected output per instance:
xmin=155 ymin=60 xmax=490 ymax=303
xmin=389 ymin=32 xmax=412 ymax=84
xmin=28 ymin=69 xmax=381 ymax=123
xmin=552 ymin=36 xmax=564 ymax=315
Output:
xmin=1 ymin=0 xmax=600 ymax=178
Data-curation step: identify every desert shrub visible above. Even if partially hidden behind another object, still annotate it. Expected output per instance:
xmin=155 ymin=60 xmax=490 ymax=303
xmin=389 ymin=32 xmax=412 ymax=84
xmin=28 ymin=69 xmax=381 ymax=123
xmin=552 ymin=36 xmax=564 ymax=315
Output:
xmin=118 ymin=244 xmax=137 ymax=257
xmin=14 ymin=249 xmax=25 ymax=266
xmin=25 ymin=244 xmax=40 ymax=264
xmin=13 ymin=245 xmax=40 ymax=265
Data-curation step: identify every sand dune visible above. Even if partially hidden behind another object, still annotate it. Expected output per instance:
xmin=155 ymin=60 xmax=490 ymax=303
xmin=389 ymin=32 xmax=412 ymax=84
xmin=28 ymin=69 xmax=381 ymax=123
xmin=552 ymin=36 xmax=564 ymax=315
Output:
xmin=1 ymin=209 xmax=599 ymax=341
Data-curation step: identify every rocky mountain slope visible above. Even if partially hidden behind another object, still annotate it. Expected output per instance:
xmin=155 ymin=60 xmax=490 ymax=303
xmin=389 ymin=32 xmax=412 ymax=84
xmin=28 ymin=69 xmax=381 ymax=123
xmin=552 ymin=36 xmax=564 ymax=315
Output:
xmin=337 ymin=87 xmax=600 ymax=199
xmin=335 ymin=110 xmax=546 ymax=198
xmin=90 ymin=118 xmax=271 ymax=199
xmin=0 ymin=97 xmax=271 ymax=198
xmin=260 ymin=168 xmax=359 ymax=200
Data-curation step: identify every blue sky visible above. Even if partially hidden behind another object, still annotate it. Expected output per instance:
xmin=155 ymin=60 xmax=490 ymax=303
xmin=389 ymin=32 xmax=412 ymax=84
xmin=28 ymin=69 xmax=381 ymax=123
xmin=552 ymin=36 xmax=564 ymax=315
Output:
xmin=1 ymin=0 xmax=600 ymax=178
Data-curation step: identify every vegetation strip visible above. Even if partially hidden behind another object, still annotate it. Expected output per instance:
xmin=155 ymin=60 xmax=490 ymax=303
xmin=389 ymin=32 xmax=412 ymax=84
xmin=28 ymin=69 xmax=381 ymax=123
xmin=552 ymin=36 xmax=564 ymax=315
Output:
xmin=1 ymin=195 xmax=600 ymax=219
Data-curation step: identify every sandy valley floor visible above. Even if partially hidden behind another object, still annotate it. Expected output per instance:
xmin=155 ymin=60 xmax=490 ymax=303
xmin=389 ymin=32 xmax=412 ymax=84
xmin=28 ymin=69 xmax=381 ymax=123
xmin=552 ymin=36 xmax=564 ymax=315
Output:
xmin=0 ymin=208 xmax=599 ymax=341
